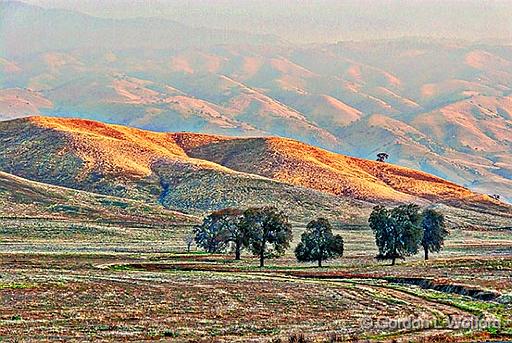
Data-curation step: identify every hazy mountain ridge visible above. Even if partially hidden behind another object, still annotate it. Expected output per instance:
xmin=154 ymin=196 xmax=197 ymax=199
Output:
xmin=0 ymin=1 xmax=286 ymax=57
xmin=1 ymin=2 xmax=511 ymax=202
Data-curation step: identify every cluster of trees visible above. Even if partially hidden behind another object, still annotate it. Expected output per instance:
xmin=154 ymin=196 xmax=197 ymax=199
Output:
xmin=489 ymin=194 xmax=501 ymax=201
xmin=193 ymin=206 xmax=292 ymax=267
xmin=369 ymin=204 xmax=448 ymax=265
xmin=190 ymin=203 xmax=448 ymax=267
xmin=192 ymin=206 xmax=344 ymax=267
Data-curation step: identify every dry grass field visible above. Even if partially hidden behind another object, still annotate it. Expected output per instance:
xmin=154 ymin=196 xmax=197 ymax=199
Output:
xmin=1 ymin=220 xmax=511 ymax=342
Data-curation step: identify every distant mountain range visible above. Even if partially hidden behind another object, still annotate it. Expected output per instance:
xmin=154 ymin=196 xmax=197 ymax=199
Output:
xmin=1 ymin=2 xmax=511 ymax=203
xmin=0 ymin=1 xmax=285 ymax=57
xmin=0 ymin=116 xmax=510 ymax=226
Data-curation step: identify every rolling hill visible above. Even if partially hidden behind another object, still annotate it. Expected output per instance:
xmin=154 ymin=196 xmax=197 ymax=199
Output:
xmin=0 ymin=116 xmax=371 ymax=223
xmin=174 ymin=133 xmax=480 ymax=204
xmin=0 ymin=170 xmax=196 ymax=225
xmin=0 ymin=116 xmax=510 ymax=226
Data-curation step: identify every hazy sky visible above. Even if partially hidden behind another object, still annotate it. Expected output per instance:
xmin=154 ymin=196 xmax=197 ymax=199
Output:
xmin=18 ymin=0 xmax=512 ymax=43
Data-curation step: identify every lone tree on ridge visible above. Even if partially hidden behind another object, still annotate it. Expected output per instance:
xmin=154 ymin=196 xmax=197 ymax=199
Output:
xmin=376 ymin=152 xmax=389 ymax=162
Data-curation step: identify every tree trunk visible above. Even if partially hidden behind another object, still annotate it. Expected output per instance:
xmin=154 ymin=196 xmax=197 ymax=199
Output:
xmin=259 ymin=239 xmax=266 ymax=268
xmin=391 ymin=257 xmax=396 ymax=266
xmin=424 ymin=246 xmax=429 ymax=260
xmin=235 ymin=243 xmax=241 ymax=260
xmin=318 ymin=258 xmax=322 ymax=268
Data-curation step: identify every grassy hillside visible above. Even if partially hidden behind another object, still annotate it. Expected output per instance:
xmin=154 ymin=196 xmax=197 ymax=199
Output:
xmin=0 ymin=116 xmax=372 ymax=223
xmin=0 ymin=116 xmax=510 ymax=226
xmin=3 ymin=24 xmax=512 ymax=201
xmin=0 ymin=170 xmax=196 ymax=225
xmin=175 ymin=133 xmax=493 ymax=204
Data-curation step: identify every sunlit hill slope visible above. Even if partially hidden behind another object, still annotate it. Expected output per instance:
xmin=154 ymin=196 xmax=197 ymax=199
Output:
xmin=0 ymin=116 xmax=509 ymax=225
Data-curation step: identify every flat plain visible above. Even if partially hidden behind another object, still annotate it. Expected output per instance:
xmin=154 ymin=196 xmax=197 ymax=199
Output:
xmin=1 ymin=220 xmax=511 ymax=342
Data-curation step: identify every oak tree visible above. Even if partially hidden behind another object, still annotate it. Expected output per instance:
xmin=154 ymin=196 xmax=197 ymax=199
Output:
xmin=295 ymin=218 xmax=344 ymax=267
xmin=376 ymin=152 xmax=389 ymax=162
xmin=194 ymin=211 xmax=229 ymax=253
xmin=241 ymin=206 xmax=293 ymax=267
xmin=217 ymin=208 xmax=245 ymax=260
xmin=369 ymin=204 xmax=423 ymax=265
xmin=421 ymin=208 xmax=448 ymax=260
xmin=184 ymin=233 xmax=195 ymax=253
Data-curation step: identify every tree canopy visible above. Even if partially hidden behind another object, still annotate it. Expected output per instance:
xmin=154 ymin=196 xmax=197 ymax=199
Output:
xmin=194 ymin=208 xmax=244 ymax=258
xmin=241 ymin=206 xmax=293 ymax=267
xmin=368 ymin=204 xmax=423 ymax=265
xmin=376 ymin=152 xmax=389 ymax=162
xmin=421 ymin=208 xmax=448 ymax=260
xmin=194 ymin=210 xmax=230 ymax=253
xmin=295 ymin=218 xmax=344 ymax=267
xmin=217 ymin=208 xmax=245 ymax=260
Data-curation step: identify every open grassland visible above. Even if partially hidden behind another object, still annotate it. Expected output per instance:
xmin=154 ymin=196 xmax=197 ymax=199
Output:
xmin=1 ymin=221 xmax=511 ymax=342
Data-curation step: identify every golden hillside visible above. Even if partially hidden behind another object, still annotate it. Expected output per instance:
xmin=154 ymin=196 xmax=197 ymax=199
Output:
xmin=173 ymin=133 xmax=496 ymax=206
xmin=0 ymin=116 xmax=369 ymax=222
xmin=0 ymin=116 xmax=509 ymax=222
